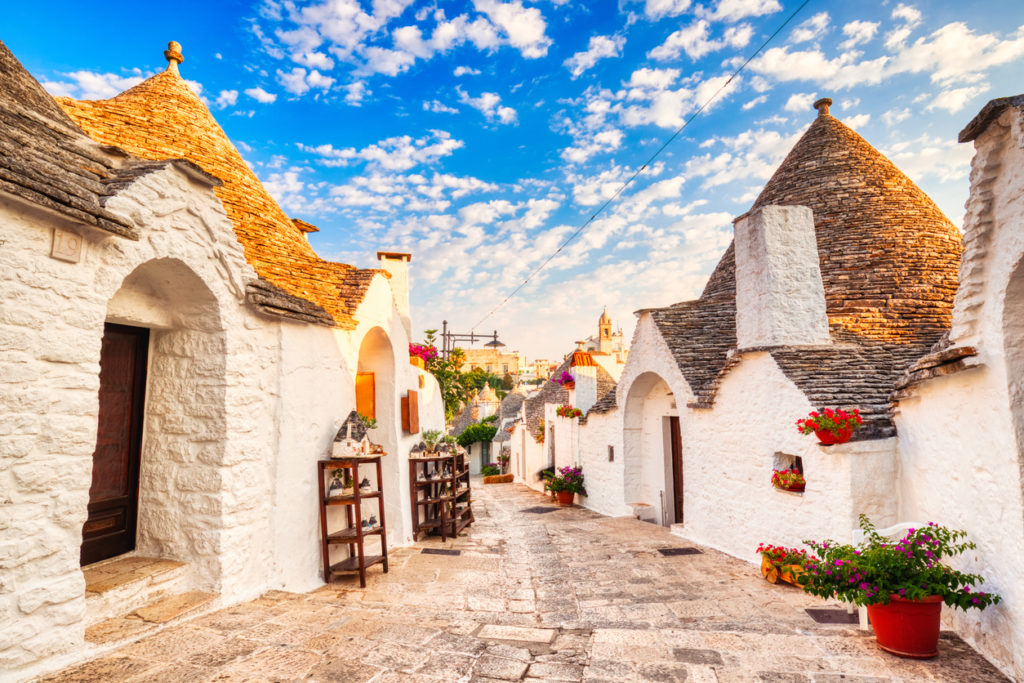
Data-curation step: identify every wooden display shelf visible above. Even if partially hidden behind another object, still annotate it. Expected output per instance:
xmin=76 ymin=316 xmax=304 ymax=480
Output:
xmin=318 ymin=457 xmax=388 ymax=588
xmin=324 ymin=490 xmax=382 ymax=505
xmin=327 ymin=527 xmax=384 ymax=543
xmin=410 ymin=450 xmax=473 ymax=542
xmin=330 ymin=554 xmax=385 ymax=574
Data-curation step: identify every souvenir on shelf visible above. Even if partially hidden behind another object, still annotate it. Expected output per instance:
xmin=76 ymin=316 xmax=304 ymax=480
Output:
xmin=332 ymin=411 xmax=370 ymax=459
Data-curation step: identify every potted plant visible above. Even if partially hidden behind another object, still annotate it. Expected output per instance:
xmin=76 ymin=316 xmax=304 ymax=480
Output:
xmin=481 ymin=463 xmax=501 ymax=476
xmin=555 ymin=404 xmax=583 ymax=418
xmin=408 ymin=342 xmax=437 ymax=369
xmin=798 ymin=515 xmax=1000 ymax=658
xmin=546 ymin=465 xmax=586 ymax=506
xmin=796 ymin=407 xmax=862 ymax=444
xmin=755 ymin=544 xmax=810 ymax=586
xmin=553 ymin=371 xmax=575 ymax=391
xmin=421 ymin=429 xmax=443 ymax=454
xmin=771 ymin=468 xmax=805 ymax=493
xmin=534 ymin=419 xmax=546 ymax=444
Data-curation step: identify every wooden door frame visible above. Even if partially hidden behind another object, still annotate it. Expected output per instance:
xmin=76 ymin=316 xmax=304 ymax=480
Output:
xmin=81 ymin=323 xmax=149 ymax=566
xmin=669 ymin=415 xmax=683 ymax=525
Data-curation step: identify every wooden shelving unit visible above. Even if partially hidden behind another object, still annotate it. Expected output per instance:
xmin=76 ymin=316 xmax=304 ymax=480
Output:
xmin=409 ymin=452 xmax=473 ymax=541
xmin=318 ymin=456 xmax=388 ymax=588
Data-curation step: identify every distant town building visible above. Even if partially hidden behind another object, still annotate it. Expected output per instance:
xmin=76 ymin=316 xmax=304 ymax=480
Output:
xmin=460 ymin=347 xmax=525 ymax=376
xmin=575 ymin=309 xmax=629 ymax=378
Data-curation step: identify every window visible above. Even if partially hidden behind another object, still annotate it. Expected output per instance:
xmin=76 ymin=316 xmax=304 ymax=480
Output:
xmin=608 ymin=445 xmax=614 ymax=462
xmin=503 ymin=364 xmax=509 ymax=373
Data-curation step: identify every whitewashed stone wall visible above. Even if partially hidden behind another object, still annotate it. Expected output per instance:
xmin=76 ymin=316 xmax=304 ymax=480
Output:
xmin=0 ymin=162 xmax=442 ymax=681
xmin=577 ymin=410 xmax=630 ymax=518
xmin=894 ymin=102 xmax=1024 ymax=681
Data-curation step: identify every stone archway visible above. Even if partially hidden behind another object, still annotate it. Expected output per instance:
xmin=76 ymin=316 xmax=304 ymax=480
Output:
xmin=623 ymin=372 xmax=682 ymax=526
xmin=101 ymin=258 xmax=228 ymax=589
xmin=356 ymin=327 xmax=399 ymax=534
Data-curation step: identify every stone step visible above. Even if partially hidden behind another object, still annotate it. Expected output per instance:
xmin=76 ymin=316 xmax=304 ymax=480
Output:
xmin=83 ymin=556 xmax=189 ymax=626
xmin=85 ymin=590 xmax=218 ymax=646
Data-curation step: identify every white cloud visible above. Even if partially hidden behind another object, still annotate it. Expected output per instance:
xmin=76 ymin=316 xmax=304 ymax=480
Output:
xmin=293 ymin=50 xmax=335 ymax=70
xmin=750 ymin=22 xmax=1024 ymax=91
xmin=459 ymin=90 xmax=518 ymax=124
xmin=244 ymin=86 xmax=278 ymax=103
xmin=840 ymin=20 xmax=879 ymax=49
xmin=561 ymin=127 xmax=624 ymax=164
xmin=473 ymin=0 xmax=552 ymax=58
xmin=643 ymin=0 xmax=691 ymax=20
xmin=926 ymin=84 xmax=987 ymax=113
xmin=790 ymin=12 xmax=830 ymax=44
xmin=626 ymin=67 xmax=680 ymax=91
xmin=360 ymin=46 xmax=417 ymax=76
xmin=343 ymin=81 xmax=368 ymax=104
xmin=454 ymin=65 xmax=481 ymax=76
xmin=844 ymin=113 xmax=870 ymax=130
xmin=742 ymin=94 xmax=767 ymax=109
xmin=565 ymin=34 xmax=625 ymax=78
xmin=696 ymin=0 xmax=781 ymax=23
xmin=424 ymin=99 xmax=459 ymax=113
xmin=215 ymin=89 xmax=239 ymax=108
xmin=882 ymin=107 xmax=911 ymax=126
xmin=883 ymin=133 xmax=974 ymax=185
xmin=783 ymin=91 xmax=816 ymax=112
xmin=41 ymin=70 xmax=145 ymax=100
xmin=299 ymin=130 xmax=463 ymax=171
xmin=649 ymin=20 xmax=751 ymax=61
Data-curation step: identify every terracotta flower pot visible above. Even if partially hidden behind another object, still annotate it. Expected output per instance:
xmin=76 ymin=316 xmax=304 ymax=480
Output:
xmin=409 ymin=356 xmax=425 ymax=369
xmin=562 ymin=381 xmax=575 ymax=390
xmin=759 ymin=557 xmax=805 ymax=586
xmin=555 ymin=491 xmax=574 ymax=506
xmin=815 ymin=428 xmax=852 ymax=445
xmin=866 ymin=594 xmax=943 ymax=659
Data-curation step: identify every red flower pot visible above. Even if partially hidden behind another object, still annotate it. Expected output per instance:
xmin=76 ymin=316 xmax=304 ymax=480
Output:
xmin=815 ymin=428 xmax=852 ymax=445
xmin=866 ymin=594 xmax=943 ymax=659
xmin=555 ymin=491 xmax=574 ymax=506
xmin=780 ymin=483 xmax=805 ymax=493
xmin=563 ymin=381 xmax=575 ymax=391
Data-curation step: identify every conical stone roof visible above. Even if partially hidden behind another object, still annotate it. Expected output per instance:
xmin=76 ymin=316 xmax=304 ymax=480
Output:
xmin=649 ymin=101 xmax=963 ymax=437
xmin=56 ymin=49 xmax=380 ymax=329
xmin=750 ymin=103 xmax=961 ymax=344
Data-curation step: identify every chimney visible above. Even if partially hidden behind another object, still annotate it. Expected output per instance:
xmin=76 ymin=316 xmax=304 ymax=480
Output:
xmin=377 ymin=252 xmax=412 ymax=340
xmin=733 ymin=205 xmax=830 ymax=348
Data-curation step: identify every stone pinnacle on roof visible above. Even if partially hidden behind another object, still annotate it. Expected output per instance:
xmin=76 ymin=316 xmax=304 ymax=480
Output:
xmin=163 ymin=41 xmax=184 ymax=74
xmin=813 ymin=97 xmax=832 ymax=117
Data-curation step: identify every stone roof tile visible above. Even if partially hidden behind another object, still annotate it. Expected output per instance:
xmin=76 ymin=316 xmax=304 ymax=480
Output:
xmin=55 ymin=56 xmax=380 ymax=328
xmin=650 ymin=106 xmax=962 ymax=437
xmin=0 ymin=41 xmax=136 ymax=238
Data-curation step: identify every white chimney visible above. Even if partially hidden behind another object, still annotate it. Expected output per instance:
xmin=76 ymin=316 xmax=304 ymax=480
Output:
xmin=377 ymin=252 xmax=412 ymax=340
xmin=734 ymin=205 xmax=830 ymax=348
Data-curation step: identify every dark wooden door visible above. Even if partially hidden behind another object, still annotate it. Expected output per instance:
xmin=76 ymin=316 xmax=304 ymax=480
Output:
xmin=81 ymin=323 xmax=148 ymax=566
xmin=669 ymin=416 xmax=683 ymax=524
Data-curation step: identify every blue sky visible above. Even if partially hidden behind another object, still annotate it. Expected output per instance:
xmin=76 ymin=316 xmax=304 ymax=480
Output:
xmin=7 ymin=0 xmax=1024 ymax=360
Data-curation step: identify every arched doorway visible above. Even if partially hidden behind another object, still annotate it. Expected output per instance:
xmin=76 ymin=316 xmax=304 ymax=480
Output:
xmin=623 ymin=372 xmax=683 ymax=526
xmin=89 ymin=259 xmax=227 ymax=589
xmin=356 ymin=327 xmax=399 ymax=534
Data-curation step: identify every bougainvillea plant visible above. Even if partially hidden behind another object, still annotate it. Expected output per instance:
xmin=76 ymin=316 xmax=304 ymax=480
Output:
xmin=798 ymin=515 xmax=1002 ymax=609
xmin=796 ymin=407 xmax=862 ymax=437
xmin=756 ymin=544 xmax=812 ymax=570
xmin=553 ymin=371 xmax=575 ymax=385
xmin=555 ymin=404 xmax=583 ymax=418
xmin=545 ymin=465 xmax=587 ymax=495
xmin=409 ymin=343 xmax=439 ymax=362
xmin=771 ymin=468 xmax=805 ymax=490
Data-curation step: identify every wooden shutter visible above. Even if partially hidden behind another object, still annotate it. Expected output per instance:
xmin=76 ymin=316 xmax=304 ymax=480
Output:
xmin=402 ymin=390 xmax=420 ymax=434
xmin=356 ymin=372 xmax=375 ymax=420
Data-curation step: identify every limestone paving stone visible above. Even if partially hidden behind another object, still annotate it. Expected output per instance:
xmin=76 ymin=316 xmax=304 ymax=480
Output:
xmin=39 ymin=482 xmax=1009 ymax=683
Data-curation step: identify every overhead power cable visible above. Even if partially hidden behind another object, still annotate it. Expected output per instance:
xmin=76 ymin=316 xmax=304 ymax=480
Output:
xmin=471 ymin=0 xmax=813 ymax=331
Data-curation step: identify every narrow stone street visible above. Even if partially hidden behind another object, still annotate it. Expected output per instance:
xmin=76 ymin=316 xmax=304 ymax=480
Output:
xmin=39 ymin=482 xmax=1008 ymax=683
